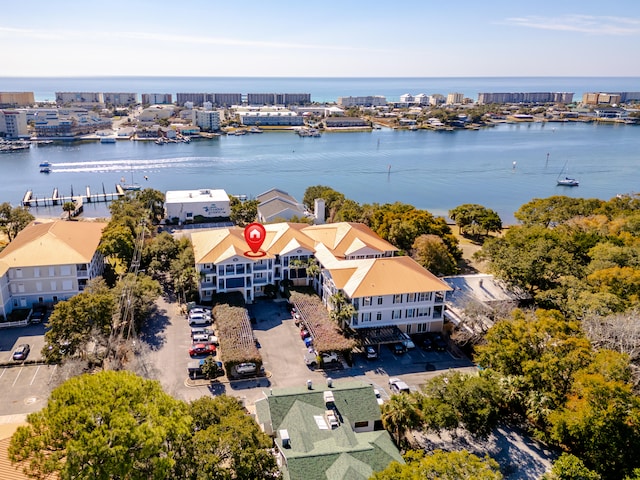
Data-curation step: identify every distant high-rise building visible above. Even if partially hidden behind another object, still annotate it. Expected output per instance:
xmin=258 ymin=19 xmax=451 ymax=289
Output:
xmin=0 ymin=92 xmax=35 ymax=107
xmin=0 ymin=110 xmax=29 ymax=138
xmin=337 ymin=96 xmax=387 ymax=107
xmin=55 ymin=92 xmax=104 ymax=106
xmin=212 ymin=93 xmax=242 ymax=107
xmin=195 ymin=110 xmax=221 ymax=132
xmin=176 ymin=93 xmax=213 ymax=107
xmin=582 ymin=92 xmax=622 ymax=105
xmin=477 ymin=92 xmax=574 ymax=104
xmin=141 ymin=93 xmax=173 ymax=105
xmin=103 ymin=92 xmax=138 ymax=106
xmin=446 ymin=93 xmax=464 ymax=105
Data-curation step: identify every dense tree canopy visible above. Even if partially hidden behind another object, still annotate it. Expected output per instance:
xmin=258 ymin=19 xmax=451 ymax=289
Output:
xmin=0 ymin=202 xmax=34 ymax=242
xmin=9 ymin=371 xmax=191 ymax=480
xmin=229 ymin=196 xmax=258 ymax=226
xmin=411 ymin=234 xmax=459 ymax=276
xmin=449 ymin=203 xmax=502 ymax=237
xmin=10 ymin=372 xmax=280 ymax=480
xmin=372 ymin=449 xmax=503 ymax=480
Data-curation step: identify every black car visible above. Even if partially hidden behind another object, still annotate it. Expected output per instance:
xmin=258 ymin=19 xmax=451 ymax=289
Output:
xmin=420 ymin=336 xmax=433 ymax=351
xmin=432 ymin=334 xmax=448 ymax=351
xmin=391 ymin=343 xmax=405 ymax=355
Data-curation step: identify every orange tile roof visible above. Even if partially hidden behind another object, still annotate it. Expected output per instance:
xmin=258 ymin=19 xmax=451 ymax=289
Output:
xmin=0 ymin=221 xmax=107 ymax=267
xmin=303 ymin=223 xmax=397 ymax=258
xmin=332 ymin=256 xmax=452 ymax=298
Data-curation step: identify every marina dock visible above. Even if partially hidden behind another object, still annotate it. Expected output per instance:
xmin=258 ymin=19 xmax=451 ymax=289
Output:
xmin=22 ymin=184 xmax=126 ymax=208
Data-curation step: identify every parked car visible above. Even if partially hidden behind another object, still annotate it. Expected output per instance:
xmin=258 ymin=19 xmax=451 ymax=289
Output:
xmin=374 ymin=389 xmax=384 ymax=405
xmin=12 ymin=344 xmax=30 ymax=361
xmin=391 ymin=343 xmax=405 ymax=355
xmin=29 ymin=310 xmax=46 ymax=323
xmin=190 ymin=327 xmax=214 ymax=337
xmin=189 ymin=343 xmax=216 ymax=357
xmin=401 ymin=334 xmax=415 ymax=349
xmin=420 ymin=336 xmax=434 ymax=351
xmin=235 ymin=362 xmax=257 ymax=375
xmin=321 ymin=351 xmax=339 ymax=364
xmin=432 ymin=333 xmax=448 ymax=351
xmin=300 ymin=329 xmax=310 ymax=339
xmin=188 ymin=314 xmax=211 ymax=326
xmin=188 ymin=308 xmax=212 ymax=320
xmin=388 ymin=377 xmax=410 ymax=394
xmin=365 ymin=346 xmax=378 ymax=360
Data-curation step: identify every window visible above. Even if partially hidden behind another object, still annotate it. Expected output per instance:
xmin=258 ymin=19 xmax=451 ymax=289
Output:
xmin=36 ymin=282 xmax=43 ymax=292
xmin=406 ymin=308 xmax=415 ymax=318
xmin=225 ymin=265 xmax=235 ymax=275
xmin=226 ymin=277 xmax=245 ymax=289
xmin=362 ymin=312 xmax=371 ymax=323
xmin=354 ymin=421 xmax=369 ymax=428
xmin=18 ymin=283 xmax=25 ymax=293
xmin=435 ymin=291 xmax=444 ymax=303
xmin=62 ymin=280 xmax=73 ymax=290
xmin=393 ymin=294 xmax=403 ymax=304
xmin=363 ymin=296 xmax=372 ymax=306
xmin=406 ymin=324 xmax=412 ymax=334
xmin=406 ymin=293 xmax=416 ymax=303
xmin=49 ymin=267 xmax=55 ymax=276
xmin=417 ymin=307 xmax=431 ymax=317
xmin=15 ymin=268 xmax=23 ymax=279
xmin=418 ymin=292 xmax=433 ymax=302
xmin=218 ymin=279 xmax=224 ymax=290
xmin=236 ymin=264 xmax=245 ymax=275
xmin=50 ymin=281 xmax=57 ymax=291
xmin=377 ymin=296 xmax=383 ymax=305
xmin=61 ymin=266 xmax=71 ymax=276
xmin=34 ymin=268 xmax=40 ymax=278
xmin=392 ymin=310 xmax=402 ymax=320
xmin=218 ymin=266 xmax=224 ymax=276
xmin=376 ymin=312 xmax=382 ymax=321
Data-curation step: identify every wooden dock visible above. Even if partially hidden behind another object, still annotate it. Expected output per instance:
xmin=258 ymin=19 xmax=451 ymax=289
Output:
xmin=22 ymin=184 xmax=125 ymax=208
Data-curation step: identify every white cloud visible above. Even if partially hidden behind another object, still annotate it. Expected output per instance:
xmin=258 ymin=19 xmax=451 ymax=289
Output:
xmin=503 ymin=14 xmax=640 ymax=36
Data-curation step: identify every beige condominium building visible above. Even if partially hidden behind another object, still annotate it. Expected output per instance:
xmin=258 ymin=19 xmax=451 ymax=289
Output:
xmin=0 ymin=221 xmax=106 ymax=318
xmin=191 ymin=222 xmax=451 ymax=334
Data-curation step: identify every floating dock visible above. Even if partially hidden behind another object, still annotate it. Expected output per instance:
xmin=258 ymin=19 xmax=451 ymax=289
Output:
xmin=22 ymin=184 xmax=126 ymax=208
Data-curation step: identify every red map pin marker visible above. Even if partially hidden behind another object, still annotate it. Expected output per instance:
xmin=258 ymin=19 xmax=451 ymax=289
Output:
xmin=244 ymin=223 xmax=266 ymax=254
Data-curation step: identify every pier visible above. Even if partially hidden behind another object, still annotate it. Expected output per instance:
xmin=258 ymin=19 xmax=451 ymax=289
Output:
xmin=22 ymin=184 xmax=126 ymax=208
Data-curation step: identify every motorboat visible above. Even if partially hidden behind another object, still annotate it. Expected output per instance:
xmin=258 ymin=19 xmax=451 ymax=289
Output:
xmin=557 ymin=177 xmax=579 ymax=187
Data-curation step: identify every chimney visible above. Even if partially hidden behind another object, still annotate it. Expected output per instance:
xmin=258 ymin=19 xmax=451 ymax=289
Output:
xmin=314 ymin=198 xmax=325 ymax=224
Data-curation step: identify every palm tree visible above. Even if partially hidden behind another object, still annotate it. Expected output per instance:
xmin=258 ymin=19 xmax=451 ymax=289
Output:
xmin=62 ymin=201 xmax=76 ymax=220
xmin=381 ymin=394 xmax=421 ymax=448
xmin=329 ymin=291 xmax=356 ymax=329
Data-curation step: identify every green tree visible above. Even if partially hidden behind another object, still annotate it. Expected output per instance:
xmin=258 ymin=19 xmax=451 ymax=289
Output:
xmin=449 ymin=203 xmax=502 ymax=237
xmin=475 ymin=225 xmax=576 ymax=296
xmin=0 ymin=202 xmax=35 ymax=241
xmin=62 ymin=201 xmax=76 ymax=220
xmin=380 ymin=393 xmax=422 ymax=447
xmin=302 ymin=185 xmax=345 ymax=222
xmin=372 ymin=449 xmax=503 ymax=480
xmin=143 ymin=231 xmax=179 ymax=277
xmin=201 ymin=356 xmax=224 ymax=379
xmin=329 ymin=291 xmax=357 ymax=329
xmin=411 ymin=234 xmax=458 ymax=275
xmin=43 ymin=278 xmax=116 ymax=362
xmin=9 ymin=371 xmax=191 ymax=480
xmin=174 ymin=396 xmax=279 ymax=480
xmin=544 ymin=453 xmax=601 ymax=480
xmin=98 ymin=223 xmax=136 ymax=273
xmin=229 ymin=196 xmax=258 ymax=226
xmin=514 ymin=196 xmax=602 ymax=228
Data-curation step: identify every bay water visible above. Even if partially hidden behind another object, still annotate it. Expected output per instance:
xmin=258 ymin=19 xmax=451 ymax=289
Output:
xmin=2 ymin=121 xmax=638 ymax=224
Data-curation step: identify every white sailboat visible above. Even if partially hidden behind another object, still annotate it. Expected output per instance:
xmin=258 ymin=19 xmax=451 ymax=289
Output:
xmin=557 ymin=160 xmax=579 ymax=187
xmin=122 ymin=165 xmax=141 ymax=191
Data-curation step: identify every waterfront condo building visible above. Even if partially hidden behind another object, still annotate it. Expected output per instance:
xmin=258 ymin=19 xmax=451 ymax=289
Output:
xmin=212 ymin=93 xmax=242 ymax=107
xmin=446 ymin=92 xmax=464 ymax=104
xmin=141 ymin=93 xmax=173 ymax=105
xmin=477 ymin=92 xmax=574 ymax=104
xmin=246 ymin=93 xmax=311 ymax=106
xmin=194 ymin=109 xmax=221 ymax=132
xmin=337 ymin=96 xmax=387 ymax=107
xmin=55 ymin=92 xmax=104 ymax=106
xmin=0 ymin=221 xmax=106 ymax=318
xmin=103 ymin=92 xmax=138 ymax=106
xmin=0 ymin=110 xmax=29 ymax=138
xmin=191 ymin=222 xmax=451 ymax=334
xmin=0 ymin=92 xmax=35 ymax=107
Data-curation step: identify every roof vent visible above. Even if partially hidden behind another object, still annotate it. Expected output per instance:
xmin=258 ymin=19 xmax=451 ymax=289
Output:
xmin=280 ymin=429 xmax=290 ymax=448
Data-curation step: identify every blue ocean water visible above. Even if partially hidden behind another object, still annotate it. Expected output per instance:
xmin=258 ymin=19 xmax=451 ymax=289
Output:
xmin=1 ymin=76 xmax=639 ymax=103
xmin=2 ymin=122 xmax=639 ymax=225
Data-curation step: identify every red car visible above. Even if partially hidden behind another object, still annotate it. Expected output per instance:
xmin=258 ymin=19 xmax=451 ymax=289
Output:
xmin=189 ymin=343 xmax=216 ymax=357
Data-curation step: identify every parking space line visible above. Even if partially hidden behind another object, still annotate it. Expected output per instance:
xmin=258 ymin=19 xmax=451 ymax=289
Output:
xmin=30 ymin=365 xmax=41 ymax=385
xmin=12 ymin=367 xmax=23 ymax=387
xmin=0 ymin=368 xmax=5 ymax=380
xmin=48 ymin=365 xmax=57 ymax=384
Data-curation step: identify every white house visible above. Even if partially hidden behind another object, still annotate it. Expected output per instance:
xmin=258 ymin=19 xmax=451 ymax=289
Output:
xmin=165 ymin=188 xmax=230 ymax=223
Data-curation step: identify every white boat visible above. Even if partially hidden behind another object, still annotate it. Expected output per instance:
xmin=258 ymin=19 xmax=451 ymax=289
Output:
xmin=121 ymin=165 xmax=142 ymax=191
xmin=100 ymin=136 xmax=116 ymax=143
xmin=557 ymin=160 xmax=579 ymax=187
xmin=40 ymin=166 xmax=51 ymax=173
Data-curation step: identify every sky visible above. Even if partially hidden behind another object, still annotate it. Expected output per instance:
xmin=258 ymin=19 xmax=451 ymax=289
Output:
xmin=2 ymin=0 xmax=640 ymax=77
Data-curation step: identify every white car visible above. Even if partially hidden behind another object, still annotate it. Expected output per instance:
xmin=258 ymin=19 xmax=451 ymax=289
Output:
xmin=401 ymin=334 xmax=415 ymax=349
xmin=374 ymin=389 xmax=384 ymax=406
xmin=235 ymin=362 xmax=257 ymax=375
xmin=388 ymin=377 xmax=410 ymax=394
